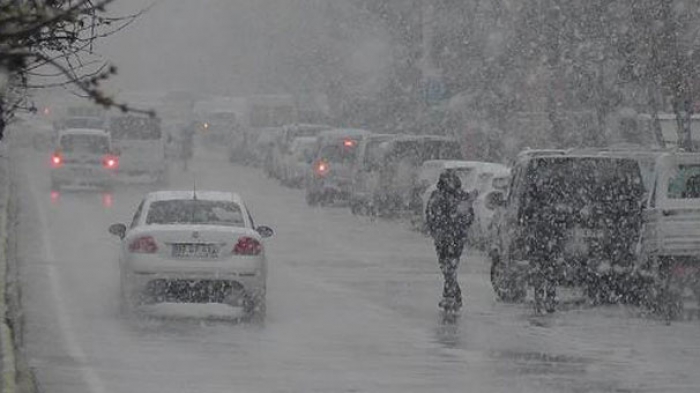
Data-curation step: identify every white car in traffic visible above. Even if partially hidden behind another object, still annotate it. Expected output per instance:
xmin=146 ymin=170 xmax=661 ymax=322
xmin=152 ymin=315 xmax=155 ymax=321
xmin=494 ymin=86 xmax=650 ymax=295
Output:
xmin=109 ymin=191 xmax=273 ymax=320
xmin=50 ymin=128 xmax=119 ymax=191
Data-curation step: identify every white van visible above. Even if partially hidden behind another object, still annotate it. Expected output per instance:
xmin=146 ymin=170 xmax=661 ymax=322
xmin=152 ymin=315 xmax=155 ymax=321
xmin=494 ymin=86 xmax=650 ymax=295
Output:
xmin=640 ymin=152 xmax=700 ymax=318
xmin=109 ymin=115 xmax=167 ymax=183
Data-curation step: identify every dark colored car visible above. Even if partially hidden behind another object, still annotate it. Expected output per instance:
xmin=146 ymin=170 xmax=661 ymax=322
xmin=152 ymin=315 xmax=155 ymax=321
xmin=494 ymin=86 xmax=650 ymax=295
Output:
xmin=489 ymin=152 xmax=645 ymax=303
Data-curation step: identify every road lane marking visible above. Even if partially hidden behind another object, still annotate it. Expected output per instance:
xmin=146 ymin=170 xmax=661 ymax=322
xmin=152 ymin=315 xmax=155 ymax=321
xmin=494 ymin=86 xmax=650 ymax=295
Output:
xmin=29 ymin=173 xmax=108 ymax=393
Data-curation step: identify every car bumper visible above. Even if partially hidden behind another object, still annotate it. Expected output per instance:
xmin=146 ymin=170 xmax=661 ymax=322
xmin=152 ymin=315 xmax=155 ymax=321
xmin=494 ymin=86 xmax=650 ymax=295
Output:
xmin=51 ymin=166 xmax=116 ymax=187
xmin=123 ymin=256 xmax=266 ymax=306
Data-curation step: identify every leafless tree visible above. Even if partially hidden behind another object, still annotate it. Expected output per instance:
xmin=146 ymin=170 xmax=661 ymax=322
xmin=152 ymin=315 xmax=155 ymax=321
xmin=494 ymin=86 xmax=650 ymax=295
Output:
xmin=0 ymin=0 xmax=152 ymax=139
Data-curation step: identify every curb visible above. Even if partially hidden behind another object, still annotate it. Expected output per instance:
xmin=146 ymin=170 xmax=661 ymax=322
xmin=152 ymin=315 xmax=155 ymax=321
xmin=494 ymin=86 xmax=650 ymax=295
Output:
xmin=0 ymin=157 xmax=16 ymax=393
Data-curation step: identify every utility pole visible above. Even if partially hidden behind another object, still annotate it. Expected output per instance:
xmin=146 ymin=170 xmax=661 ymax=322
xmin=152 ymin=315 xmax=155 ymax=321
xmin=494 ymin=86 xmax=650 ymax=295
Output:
xmin=420 ymin=0 xmax=444 ymax=106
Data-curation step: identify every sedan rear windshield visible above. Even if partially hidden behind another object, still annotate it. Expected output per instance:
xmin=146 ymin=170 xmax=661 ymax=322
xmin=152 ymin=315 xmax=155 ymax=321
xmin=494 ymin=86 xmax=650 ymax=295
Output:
xmin=146 ymin=200 xmax=245 ymax=227
xmin=59 ymin=134 xmax=110 ymax=153
xmin=387 ymin=140 xmax=463 ymax=164
xmin=318 ymin=143 xmax=357 ymax=164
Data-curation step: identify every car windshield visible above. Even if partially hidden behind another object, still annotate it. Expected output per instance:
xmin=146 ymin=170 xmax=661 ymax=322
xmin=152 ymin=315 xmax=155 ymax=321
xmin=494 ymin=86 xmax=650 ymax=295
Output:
xmin=292 ymin=141 xmax=315 ymax=160
xmin=59 ymin=134 xmax=109 ymax=153
xmin=145 ymin=200 xmax=245 ymax=227
xmin=318 ymin=142 xmax=356 ymax=164
xmin=63 ymin=117 xmax=105 ymax=129
xmin=110 ymin=116 xmax=162 ymax=140
xmin=387 ymin=140 xmax=463 ymax=166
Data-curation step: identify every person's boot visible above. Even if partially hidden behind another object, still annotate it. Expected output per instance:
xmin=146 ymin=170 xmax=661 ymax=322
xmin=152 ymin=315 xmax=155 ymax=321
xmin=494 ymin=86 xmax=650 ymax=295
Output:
xmin=534 ymin=281 xmax=545 ymax=314
xmin=544 ymin=281 xmax=557 ymax=313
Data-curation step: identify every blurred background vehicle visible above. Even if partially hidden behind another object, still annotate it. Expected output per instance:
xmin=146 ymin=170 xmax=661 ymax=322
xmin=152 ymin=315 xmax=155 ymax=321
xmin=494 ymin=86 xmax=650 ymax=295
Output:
xmin=270 ymin=123 xmax=332 ymax=180
xmin=305 ymin=128 xmax=371 ymax=206
xmin=50 ymin=128 xmax=119 ymax=191
xmin=348 ymin=133 xmax=399 ymax=215
xmin=279 ymin=136 xmax=317 ymax=188
xmin=372 ymin=135 xmax=463 ymax=217
xmin=109 ymin=115 xmax=167 ymax=184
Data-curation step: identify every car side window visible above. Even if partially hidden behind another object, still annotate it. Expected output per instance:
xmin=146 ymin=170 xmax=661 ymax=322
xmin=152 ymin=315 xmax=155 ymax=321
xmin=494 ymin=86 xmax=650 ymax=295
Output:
xmin=130 ymin=200 xmax=145 ymax=229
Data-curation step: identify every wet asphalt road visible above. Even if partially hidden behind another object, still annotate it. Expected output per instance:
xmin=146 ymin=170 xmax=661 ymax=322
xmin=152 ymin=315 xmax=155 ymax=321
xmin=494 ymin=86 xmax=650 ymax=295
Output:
xmin=11 ymin=145 xmax=700 ymax=393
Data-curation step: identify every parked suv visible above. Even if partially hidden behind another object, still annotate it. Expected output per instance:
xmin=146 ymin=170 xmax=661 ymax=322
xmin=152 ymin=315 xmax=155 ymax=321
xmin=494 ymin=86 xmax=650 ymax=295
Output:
xmin=489 ymin=152 xmax=645 ymax=303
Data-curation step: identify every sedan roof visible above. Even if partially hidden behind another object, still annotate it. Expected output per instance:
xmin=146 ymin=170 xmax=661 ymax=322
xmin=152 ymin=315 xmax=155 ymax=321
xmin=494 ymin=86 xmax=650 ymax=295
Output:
xmin=145 ymin=190 xmax=243 ymax=205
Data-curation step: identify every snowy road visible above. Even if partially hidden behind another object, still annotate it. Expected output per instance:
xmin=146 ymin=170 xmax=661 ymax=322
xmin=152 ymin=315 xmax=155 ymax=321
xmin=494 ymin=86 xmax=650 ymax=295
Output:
xmin=12 ymin=146 xmax=700 ymax=393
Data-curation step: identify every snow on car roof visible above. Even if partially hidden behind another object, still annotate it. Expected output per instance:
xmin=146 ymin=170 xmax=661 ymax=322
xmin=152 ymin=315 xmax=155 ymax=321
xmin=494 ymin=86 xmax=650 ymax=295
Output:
xmin=318 ymin=128 xmax=371 ymax=139
xmin=145 ymin=190 xmax=243 ymax=205
xmin=59 ymin=128 xmax=109 ymax=137
xmin=421 ymin=160 xmax=485 ymax=169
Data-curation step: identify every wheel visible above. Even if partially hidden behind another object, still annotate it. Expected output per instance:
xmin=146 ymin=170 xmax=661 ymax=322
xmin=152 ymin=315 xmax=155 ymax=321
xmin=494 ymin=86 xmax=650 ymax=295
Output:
xmin=650 ymin=258 xmax=685 ymax=321
xmin=306 ymin=191 xmax=318 ymax=206
xmin=490 ymin=254 xmax=525 ymax=302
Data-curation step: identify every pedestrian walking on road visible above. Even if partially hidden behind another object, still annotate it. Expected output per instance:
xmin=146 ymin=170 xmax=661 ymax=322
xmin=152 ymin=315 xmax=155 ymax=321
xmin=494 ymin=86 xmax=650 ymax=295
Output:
xmin=426 ymin=170 xmax=476 ymax=312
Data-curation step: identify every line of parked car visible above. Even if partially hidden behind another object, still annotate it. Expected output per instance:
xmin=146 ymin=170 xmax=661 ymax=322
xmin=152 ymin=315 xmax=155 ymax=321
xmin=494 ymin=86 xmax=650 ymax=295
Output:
xmin=241 ymin=126 xmax=700 ymax=320
xmin=249 ymin=125 xmax=510 ymax=249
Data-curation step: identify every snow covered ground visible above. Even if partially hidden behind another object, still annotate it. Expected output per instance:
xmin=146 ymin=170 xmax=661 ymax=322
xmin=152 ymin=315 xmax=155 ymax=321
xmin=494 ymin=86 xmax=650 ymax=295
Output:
xmin=11 ymin=145 xmax=700 ymax=393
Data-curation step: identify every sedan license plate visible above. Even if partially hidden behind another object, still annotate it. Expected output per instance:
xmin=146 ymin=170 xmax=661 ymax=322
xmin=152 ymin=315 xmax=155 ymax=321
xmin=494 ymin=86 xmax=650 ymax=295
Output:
xmin=171 ymin=243 xmax=219 ymax=259
xmin=71 ymin=167 xmax=94 ymax=176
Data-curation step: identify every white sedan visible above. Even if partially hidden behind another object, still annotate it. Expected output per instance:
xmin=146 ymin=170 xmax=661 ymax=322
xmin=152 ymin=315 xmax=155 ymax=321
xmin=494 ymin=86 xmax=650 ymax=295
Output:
xmin=108 ymin=191 xmax=273 ymax=320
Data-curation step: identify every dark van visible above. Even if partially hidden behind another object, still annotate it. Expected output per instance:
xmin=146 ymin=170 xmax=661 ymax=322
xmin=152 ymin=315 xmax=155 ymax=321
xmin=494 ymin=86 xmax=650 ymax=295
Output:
xmin=489 ymin=152 xmax=645 ymax=303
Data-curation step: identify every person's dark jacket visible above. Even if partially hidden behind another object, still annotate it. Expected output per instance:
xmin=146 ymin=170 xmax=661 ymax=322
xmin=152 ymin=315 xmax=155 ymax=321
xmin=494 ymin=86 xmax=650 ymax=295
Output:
xmin=426 ymin=171 xmax=475 ymax=242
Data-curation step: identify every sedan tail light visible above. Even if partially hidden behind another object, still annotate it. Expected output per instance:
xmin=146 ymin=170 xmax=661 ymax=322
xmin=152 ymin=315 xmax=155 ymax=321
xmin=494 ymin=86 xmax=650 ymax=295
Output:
xmin=129 ymin=236 xmax=158 ymax=253
xmin=315 ymin=160 xmax=329 ymax=177
xmin=232 ymin=237 xmax=262 ymax=255
xmin=51 ymin=153 xmax=63 ymax=168
xmin=103 ymin=155 xmax=119 ymax=169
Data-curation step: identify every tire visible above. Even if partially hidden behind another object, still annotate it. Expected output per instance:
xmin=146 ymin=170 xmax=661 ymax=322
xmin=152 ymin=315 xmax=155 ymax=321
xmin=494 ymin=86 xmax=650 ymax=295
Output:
xmin=306 ymin=192 xmax=318 ymax=206
xmin=490 ymin=254 xmax=526 ymax=302
xmin=119 ymin=280 xmax=133 ymax=317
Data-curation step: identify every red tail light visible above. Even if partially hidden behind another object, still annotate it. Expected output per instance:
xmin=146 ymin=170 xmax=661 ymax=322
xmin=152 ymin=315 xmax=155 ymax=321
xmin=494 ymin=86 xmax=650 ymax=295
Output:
xmin=232 ymin=237 xmax=262 ymax=255
xmin=103 ymin=155 xmax=119 ymax=169
xmin=51 ymin=153 xmax=63 ymax=168
xmin=129 ymin=236 xmax=158 ymax=253
xmin=315 ymin=160 xmax=329 ymax=176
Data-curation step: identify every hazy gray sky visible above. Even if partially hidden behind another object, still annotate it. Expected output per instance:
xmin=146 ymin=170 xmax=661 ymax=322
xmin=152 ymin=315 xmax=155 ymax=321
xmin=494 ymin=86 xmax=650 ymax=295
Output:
xmin=98 ymin=0 xmax=391 ymax=99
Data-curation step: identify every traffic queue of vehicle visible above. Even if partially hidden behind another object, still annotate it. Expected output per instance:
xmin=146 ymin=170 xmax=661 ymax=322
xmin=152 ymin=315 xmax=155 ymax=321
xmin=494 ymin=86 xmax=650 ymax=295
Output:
xmin=41 ymin=96 xmax=700 ymax=322
xmin=248 ymin=125 xmax=700 ymax=320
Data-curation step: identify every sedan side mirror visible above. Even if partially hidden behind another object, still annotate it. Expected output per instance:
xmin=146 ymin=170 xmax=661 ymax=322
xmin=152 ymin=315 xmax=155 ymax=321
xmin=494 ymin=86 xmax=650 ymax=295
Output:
xmin=256 ymin=225 xmax=274 ymax=238
xmin=485 ymin=191 xmax=506 ymax=210
xmin=108 ymin=223 xmax=127 ymax=239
